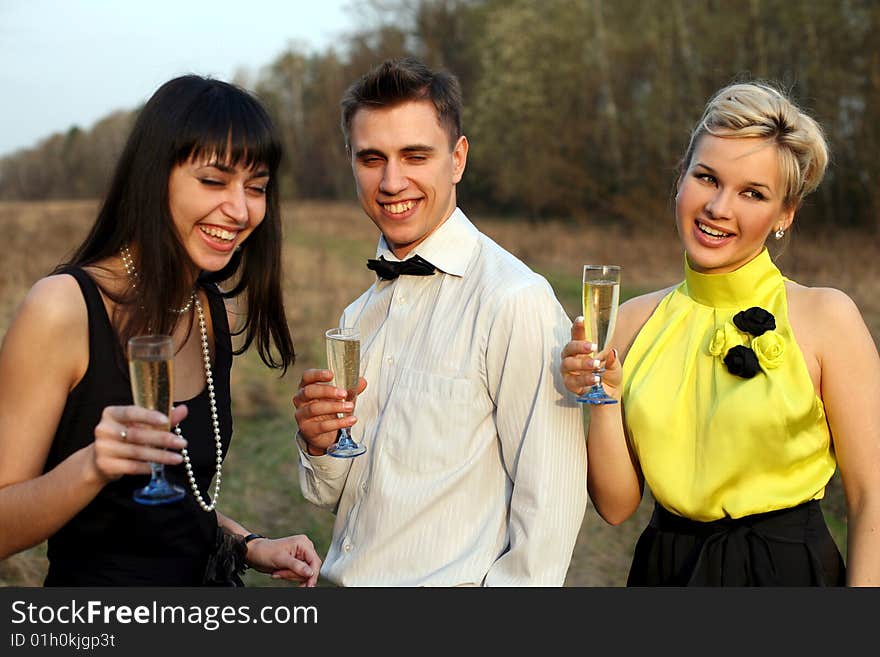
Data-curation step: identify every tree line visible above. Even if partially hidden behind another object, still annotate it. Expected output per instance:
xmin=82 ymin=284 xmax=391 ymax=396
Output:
xmin=2 ymin=0 xmax=878 ymax=232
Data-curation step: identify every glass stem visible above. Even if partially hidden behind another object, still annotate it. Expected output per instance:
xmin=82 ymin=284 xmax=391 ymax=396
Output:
xmin=337 ymin=427 xmax=354 ymax=447
xmin=149 ymin=462 xmax=165 ymax=484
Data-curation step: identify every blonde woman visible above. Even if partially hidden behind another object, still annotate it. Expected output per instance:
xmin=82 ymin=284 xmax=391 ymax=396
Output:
xmin=561 ymin=82 xmax=880 ymax=586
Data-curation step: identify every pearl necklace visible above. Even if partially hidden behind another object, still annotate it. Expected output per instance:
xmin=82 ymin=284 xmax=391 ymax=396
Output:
xmin=178 ymin=295 xmax=224 ymax=512
xmin=120 ymin=247 xmax=223 ymax=512
xmin=120 ymin=246 xmax=195 ymax=314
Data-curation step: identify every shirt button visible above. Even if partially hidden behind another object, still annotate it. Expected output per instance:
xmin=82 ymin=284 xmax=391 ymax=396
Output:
xmin=343 ymin=543 xmax=353 ymax=553
xmin=387 ymin=356 xmax=394 ymax=365
xmin=398 ymin=295 xmax=405 ymax=304
xmin=361 ymin=482 xmax=367 ymax=491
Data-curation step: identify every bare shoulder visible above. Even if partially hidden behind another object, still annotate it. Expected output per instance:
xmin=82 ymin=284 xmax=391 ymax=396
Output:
xmin=619 ymin=286 xmax=676 ymax=327
xmin=620 ymin=286 xmax=676 ymax=318
xmin=785 ymin=281 xmax=866 ymax=338
xmin=785 ymin=281 xmax=878 ymax=375
xmin=17 ymin=274 xmax=87 ymax=331
xmin=614 ymin=286 xmax=677 ymax=356
xmin=0 ymin=274 xmax=88 ymax=385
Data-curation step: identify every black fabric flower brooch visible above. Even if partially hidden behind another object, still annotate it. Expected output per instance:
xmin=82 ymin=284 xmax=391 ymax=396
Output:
xmin=733 ymin=307 xmax=776 ymax=336
xmin=708 ymin=306 xmax=785 ymax=379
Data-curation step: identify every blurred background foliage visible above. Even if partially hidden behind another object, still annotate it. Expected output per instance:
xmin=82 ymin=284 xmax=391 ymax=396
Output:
xmin=2 ymin=0 xmax=878 ymax=232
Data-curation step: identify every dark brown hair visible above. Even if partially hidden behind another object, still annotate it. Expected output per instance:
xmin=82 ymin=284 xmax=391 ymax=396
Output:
xmin=60 ymin=75 xmax=294 ymax=372
xmin=340 ymin=57 xmax=462 ymax=150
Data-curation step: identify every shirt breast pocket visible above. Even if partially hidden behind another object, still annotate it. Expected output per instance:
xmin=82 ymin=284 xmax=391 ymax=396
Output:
xmin=381 ymin=367 xmax=488 ymax=474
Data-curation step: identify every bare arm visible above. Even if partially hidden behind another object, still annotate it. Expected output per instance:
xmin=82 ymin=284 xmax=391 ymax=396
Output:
xmin=807 ymin=288 xmax=880 ymax=586
xmin=0 ymin=276 xmax=185 ymax=559
xmin=561 ymin=289 xmax=670 ymax=525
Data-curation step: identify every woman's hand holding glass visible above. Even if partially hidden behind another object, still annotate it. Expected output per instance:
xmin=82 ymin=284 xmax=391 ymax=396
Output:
xmin=576 ymin=264 xmax=621 ymax=404
xmin=90 ymin=404 xmax=188 ymax=484
xmin=292 ymin=369 xmax=367 ymax=456
xmin=561 ymin=317 xmax=623 ymax=402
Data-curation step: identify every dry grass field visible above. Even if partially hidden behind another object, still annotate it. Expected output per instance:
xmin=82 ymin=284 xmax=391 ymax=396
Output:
xmin=0 ymin=199 xmax=876 ymax=586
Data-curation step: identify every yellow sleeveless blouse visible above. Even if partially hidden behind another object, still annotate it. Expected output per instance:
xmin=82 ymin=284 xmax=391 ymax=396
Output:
xmin=622 ymin=249 xmax=835 ymax=521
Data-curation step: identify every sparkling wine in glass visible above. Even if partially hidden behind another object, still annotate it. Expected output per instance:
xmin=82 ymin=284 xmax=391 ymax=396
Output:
xmin=325 ymin=327 xmax=366 ymax=458
xmin=577 ymin=265 xmax=621 ymax=405
xmin=128 ymin=335 xmax=186 ymax=504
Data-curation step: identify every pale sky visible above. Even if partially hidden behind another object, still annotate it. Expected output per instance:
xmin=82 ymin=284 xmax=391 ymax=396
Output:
xmin=0 ymin=0 xmax=357 ymax=157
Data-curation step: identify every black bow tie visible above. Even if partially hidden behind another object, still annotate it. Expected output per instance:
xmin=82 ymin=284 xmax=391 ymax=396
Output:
xmin=366 ymin=255 xmax=436 ymax=280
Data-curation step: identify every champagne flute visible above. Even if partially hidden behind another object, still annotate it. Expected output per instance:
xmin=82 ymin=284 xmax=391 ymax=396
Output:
xmin=324 ymin=327 xmax=366 ymax=458
xmin=577 ymin=265 xmax=621 ymax=405
xmin=128 ymin=335 xmax=186 ymax=504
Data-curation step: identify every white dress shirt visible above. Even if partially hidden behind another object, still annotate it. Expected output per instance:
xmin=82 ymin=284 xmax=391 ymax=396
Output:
xmin=297 ymin=208 xmax=587 ymax=586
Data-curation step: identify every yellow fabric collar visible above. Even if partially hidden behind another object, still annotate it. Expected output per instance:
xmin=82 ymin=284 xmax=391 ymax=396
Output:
xmin=683 ymin=248 xmax=781 ymax=309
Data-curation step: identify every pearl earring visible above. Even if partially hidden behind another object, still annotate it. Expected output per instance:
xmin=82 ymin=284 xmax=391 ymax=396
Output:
xmin=774 ymin=228 xmax=785 ymax=240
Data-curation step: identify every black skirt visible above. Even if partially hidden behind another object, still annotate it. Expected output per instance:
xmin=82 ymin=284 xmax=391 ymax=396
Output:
xmin=627 ymin=500 xmax=846 ymax=586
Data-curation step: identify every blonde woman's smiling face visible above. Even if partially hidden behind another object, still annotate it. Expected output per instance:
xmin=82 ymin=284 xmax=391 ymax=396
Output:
xmin=676 ymin=135 xmax=794 ymax=274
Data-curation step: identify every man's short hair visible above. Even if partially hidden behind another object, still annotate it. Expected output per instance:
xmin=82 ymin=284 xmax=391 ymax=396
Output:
xmin=340 ymin=56 xmax=462 ymax=150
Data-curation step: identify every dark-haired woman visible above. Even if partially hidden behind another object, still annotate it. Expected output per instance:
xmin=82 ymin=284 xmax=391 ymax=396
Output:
xmin=0 ymin=75 xmax=321 ymax=586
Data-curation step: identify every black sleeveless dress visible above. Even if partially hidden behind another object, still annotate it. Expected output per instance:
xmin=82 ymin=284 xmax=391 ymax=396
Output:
xmin=43 ymin=267 xmax=233 ymax=586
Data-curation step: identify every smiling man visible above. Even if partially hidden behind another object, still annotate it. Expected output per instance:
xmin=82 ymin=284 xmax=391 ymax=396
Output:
xmin=292 ymin=57 xmax=587 ymax=586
